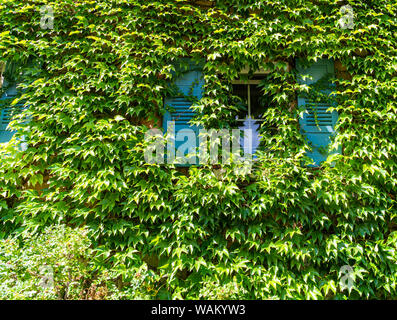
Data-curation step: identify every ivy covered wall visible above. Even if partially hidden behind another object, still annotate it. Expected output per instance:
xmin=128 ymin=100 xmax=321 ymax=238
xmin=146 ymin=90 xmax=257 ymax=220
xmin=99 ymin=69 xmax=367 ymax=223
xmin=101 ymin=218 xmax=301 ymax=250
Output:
xmin=0 ymin=0 xmax=396 ymax=299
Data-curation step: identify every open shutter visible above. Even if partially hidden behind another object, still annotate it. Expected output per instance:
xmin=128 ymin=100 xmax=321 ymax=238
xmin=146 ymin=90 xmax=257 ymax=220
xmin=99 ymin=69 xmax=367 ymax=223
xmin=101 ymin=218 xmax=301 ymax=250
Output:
xmin=163 ymin=63 xmax=204 ymax=165
xmin=297 ymin=58 xmax=338 ymax=166
xmin=0 ymin=84 xmax=18 ymax=143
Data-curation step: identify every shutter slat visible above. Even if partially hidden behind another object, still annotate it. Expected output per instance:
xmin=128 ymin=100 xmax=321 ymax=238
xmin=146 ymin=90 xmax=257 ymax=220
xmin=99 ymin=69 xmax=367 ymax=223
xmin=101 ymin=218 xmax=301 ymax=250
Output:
xmin=304 ymin=100 xmax=334 ymax=127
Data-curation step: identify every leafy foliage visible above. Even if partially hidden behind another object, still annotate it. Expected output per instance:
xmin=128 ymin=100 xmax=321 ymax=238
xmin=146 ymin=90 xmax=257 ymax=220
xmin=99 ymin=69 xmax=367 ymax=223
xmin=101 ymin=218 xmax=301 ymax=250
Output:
xmin=0 ymin=0 xmax=396 ymax=299
xmin=0 ymin=224 xmax=156 ymax=299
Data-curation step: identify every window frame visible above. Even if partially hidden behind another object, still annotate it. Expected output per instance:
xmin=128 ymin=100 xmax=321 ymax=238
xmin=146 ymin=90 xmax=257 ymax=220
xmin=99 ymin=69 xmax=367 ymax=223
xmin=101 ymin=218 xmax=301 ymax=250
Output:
xmin=231 ymin=78 xmax=269 ymax=156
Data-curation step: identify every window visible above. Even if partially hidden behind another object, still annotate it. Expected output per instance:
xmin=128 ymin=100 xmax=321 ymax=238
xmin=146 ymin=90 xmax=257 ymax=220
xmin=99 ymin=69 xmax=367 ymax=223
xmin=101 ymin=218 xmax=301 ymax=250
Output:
xmin=232 ymin=79 xmax=268 ymax=155
xmin=162 ymin=59 xmax=339 ymax=167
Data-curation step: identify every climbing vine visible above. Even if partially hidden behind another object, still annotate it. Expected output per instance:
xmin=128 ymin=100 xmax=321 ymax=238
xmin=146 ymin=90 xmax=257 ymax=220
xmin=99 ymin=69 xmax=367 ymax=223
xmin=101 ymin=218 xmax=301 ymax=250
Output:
xmin=0 ymin=0 xmax=396 ymax=299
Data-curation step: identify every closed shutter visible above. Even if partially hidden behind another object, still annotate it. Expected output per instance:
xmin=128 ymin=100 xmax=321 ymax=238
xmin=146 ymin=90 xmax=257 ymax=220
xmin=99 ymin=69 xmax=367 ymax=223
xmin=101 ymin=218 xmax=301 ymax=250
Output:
xmin=0 ymin=84 xmax=18 ymax=143
xmin=163 ymin=63 xmax=204 ymax=165
xmin=297 ymin=58 xmax=339 ymax=166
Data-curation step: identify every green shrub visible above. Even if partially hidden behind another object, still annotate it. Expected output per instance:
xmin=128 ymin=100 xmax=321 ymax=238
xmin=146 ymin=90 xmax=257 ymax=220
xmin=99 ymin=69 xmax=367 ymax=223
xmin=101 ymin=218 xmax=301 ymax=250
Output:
xmin=0 ymin=225 xmax=90 ymax=299
xmin=0 ymin=0 xmax=396 ymax=299
xmin=0 ymin=224 xmax=155 ymax=299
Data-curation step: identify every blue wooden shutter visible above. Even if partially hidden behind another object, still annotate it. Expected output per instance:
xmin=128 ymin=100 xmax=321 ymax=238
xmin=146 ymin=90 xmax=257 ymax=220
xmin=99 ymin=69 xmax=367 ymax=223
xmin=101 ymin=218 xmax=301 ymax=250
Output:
xmin=0 ymin=84 xmax=18 ymax=143
xmin=297 ymin=58 xmax=338 ymax=166
xmin=163 ymin=62 xmax=204 ymax=165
